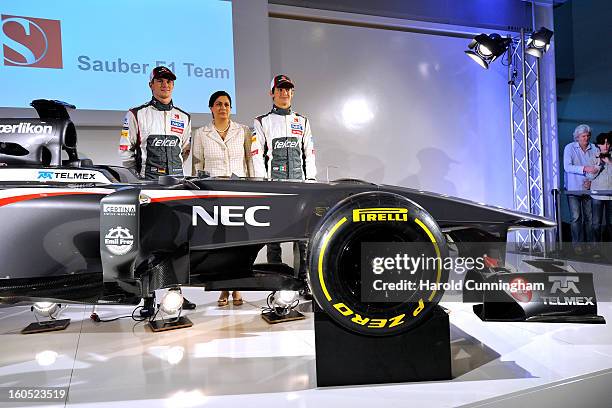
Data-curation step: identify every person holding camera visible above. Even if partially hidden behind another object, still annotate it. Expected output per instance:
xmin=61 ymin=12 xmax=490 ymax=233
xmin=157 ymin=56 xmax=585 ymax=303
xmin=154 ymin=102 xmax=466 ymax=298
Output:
xmin=589 ymin=132 xmax=612 ymax=242
xmin=564 ymin=124 xmax=599 ymax=249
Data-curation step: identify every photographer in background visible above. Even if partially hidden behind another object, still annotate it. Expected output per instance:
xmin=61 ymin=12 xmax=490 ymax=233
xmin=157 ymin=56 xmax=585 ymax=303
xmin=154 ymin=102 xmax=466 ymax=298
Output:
xmin=563 ymin=124 xmax=599 ymax=253
xmin=589 ymin=132 xmax=612 ymax=242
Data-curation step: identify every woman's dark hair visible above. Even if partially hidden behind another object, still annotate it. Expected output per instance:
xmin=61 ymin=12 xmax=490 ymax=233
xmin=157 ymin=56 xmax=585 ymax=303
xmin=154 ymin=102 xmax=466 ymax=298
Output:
xmin=595 ymin=132 xmax=611 ymax=145
xmin=208 ymin=90 xmax=232 ymax=108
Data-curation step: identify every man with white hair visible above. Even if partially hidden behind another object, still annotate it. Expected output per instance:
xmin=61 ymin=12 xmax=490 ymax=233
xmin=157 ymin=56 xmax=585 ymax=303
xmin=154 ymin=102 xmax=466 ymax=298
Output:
xmin=563 ymin=124 xmax=599 ymax=251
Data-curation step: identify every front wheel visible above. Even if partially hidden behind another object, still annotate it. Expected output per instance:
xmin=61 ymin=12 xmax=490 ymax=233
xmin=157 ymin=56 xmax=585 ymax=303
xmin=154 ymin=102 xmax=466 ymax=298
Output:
xmin=308 ymin=192 xmax=449 ymax=336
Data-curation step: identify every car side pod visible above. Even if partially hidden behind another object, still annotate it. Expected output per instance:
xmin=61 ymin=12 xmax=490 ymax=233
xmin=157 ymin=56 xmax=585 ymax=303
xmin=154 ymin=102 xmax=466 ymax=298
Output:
xmin=307 ymin=191 xmax=452 ymax=386
xmin=100 ymin=188 xmax=141 ymax=285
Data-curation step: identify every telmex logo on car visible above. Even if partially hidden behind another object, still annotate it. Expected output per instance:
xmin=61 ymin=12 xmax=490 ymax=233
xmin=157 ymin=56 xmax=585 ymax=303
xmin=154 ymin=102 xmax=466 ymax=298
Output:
xmin=192 ymin=205 xmax=270 ymax=227
xmin=542 ymin=275 xmax=594 ymax=306
xmin=37 ymin=170 xmax=96 ymax=180
xmin=352 ymin=208 xmax=409 ymax=222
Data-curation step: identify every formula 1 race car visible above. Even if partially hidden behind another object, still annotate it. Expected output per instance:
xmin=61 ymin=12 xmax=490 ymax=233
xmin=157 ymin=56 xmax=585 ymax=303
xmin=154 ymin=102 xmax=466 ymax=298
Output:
xmin=0 ymin=100 xmax=555 ymax=336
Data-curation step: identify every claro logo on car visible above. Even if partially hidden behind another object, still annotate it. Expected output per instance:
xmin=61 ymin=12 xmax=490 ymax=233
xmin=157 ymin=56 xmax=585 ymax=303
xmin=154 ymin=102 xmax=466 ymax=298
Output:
xmin=192 ymin=205 xmax=270 ymax=227
xmin=352 ymin=208 xmax=409 ymax=222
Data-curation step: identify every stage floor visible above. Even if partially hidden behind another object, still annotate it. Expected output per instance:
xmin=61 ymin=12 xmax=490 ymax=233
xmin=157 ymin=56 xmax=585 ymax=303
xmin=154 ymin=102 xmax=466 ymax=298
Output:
xmin=0 ymin=284 xmax=611 ymax=408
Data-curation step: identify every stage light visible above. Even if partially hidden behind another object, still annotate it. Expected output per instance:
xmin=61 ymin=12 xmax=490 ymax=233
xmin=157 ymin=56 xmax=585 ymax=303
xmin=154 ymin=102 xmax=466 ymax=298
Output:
xmin=274 ymin=290 xmax=298 ymax=309
xmin=22 ymin=302 xmax=70 ymax=334
xmin=341 ymin=97 xmax=375 ymax=131
xmin=465 ymin=33 xmax=511 ymax=69
xmin=32 ymin=302 xmax=59 ymax=317
xmin=160 ymin=289 xmax=184 ymax=315
xmin=262 ymin=290 xmax=305 ymax=324
xmin=526 ymin=27 xmax=553 ymax=58
xmin=148 ymin=288 xmax=193 ymax=332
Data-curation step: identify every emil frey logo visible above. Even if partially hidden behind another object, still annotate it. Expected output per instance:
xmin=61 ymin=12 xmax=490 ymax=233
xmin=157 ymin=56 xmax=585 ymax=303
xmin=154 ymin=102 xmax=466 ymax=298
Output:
xmin=1 ymin=14 xmax=63 ymax=68
xmin=104 ymin=226 xmax=134 ymax=256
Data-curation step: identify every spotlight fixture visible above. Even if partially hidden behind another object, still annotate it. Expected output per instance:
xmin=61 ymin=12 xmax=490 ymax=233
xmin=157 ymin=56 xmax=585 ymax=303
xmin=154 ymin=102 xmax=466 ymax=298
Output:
xmin=148 ymin=288 xmax=193 ymax=332
xmin=33 ymin=301 xmax=59 ymax=317
xmin=465 ymin=33 xmax=511 ymax=69
xmin=160 ymin=290 xmax=184 ymax=315
xmin=22 ymin=302 xmax=71 ymax=334
xmin=272 ymin=290 xmax=299 ymax=316
xmin=262 ymin=290 xmax=305 ymax=324
xmin=526 ymin=27 xmax=553 ymax=58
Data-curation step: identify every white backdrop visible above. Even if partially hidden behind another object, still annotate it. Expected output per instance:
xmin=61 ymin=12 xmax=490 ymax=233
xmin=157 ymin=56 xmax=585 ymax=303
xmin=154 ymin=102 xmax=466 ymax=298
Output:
xmin=269 ymin=16 xmax=513 ymax=208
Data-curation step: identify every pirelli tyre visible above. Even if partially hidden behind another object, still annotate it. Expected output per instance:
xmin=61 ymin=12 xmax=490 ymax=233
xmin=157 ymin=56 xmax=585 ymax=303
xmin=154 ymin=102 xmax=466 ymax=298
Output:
xmin=308 ymin=191 xmax=449 ymax=336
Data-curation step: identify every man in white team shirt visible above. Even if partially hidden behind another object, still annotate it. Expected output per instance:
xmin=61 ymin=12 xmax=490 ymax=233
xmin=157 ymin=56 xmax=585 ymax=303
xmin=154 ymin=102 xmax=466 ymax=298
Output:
xmin=251 ymin=74 xmax=316 ymax=298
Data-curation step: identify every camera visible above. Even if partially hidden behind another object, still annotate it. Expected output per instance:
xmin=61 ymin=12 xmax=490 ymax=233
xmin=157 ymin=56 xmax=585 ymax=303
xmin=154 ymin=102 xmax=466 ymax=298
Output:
xmin=598 ymin=152 xmax=611 ymax=159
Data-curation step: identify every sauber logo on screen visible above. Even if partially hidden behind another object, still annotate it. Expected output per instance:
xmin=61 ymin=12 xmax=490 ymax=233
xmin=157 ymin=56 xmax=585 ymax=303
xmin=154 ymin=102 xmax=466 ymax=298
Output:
xmin=1 ymin=14 xmax=63 ymax=69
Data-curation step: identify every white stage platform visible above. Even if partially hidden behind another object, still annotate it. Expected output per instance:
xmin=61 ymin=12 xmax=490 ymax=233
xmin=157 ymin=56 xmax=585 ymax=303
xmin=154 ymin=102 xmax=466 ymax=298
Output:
xmin=0 ymin=284 xmax=610 ymax=408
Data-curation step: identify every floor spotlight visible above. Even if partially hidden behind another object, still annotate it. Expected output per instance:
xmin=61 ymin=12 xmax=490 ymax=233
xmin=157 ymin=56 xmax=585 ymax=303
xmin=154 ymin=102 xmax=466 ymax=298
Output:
xmin=22 ymin=302 xmax=71 ymax=334
xmin=526 ymin=27 xmax=553 ymax=58
xmin=465 ymin=33 xmax=511 ymax=69
xmin=262 ymin=290 xmax=305 ymax=324
xmin=148 ymin=288 xmax=193 ymax=332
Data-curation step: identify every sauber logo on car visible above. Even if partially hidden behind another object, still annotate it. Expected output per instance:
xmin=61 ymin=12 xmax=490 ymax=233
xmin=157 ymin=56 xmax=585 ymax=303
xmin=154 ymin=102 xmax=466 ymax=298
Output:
xmin=0 ymin=123 xmax=52 ymax=134
xmin=352 ymin=208 xmax=409 ymax=222
xmin=192 ymin=205 xmax=270 ymax=227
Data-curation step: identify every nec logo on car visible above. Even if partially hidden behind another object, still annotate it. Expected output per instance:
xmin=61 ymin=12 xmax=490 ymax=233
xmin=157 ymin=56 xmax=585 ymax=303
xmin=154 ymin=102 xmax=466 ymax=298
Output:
xmin=192 ymin=206 xmax=270 ymax=227
xmin=1 ymin=15 xmax=63 ymax=69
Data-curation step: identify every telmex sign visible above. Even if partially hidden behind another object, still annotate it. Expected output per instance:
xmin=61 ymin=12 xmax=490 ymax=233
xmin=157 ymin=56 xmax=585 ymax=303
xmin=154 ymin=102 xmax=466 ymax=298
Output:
xmin=192 ymin=205 xmax=270 ymax=226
